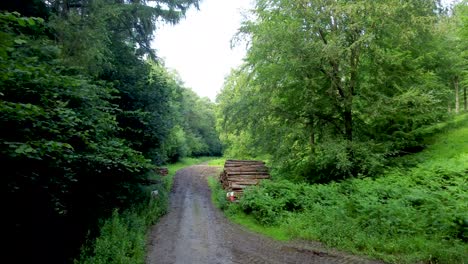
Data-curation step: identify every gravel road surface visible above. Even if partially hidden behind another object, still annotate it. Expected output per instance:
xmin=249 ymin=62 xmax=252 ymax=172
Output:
xmin=146 ymin=165 xmax=383 ymax=264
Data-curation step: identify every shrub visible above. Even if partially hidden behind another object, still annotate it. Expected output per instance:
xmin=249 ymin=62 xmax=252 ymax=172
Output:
xmin=306 ymin=139 xmax=385 ymax=183
xmin=240 ymin=180 xmax=309 ymax=225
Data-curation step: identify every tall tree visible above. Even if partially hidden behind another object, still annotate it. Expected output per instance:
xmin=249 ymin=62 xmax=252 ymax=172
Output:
xmin=0 ymin=12 xmax=153 ymax=262
xmin=1 ymin=0 xmax=204 ymax=262
xmin=219 ymin=0 xmax=448 ymax=181
xmin=454 ymin=1 xmax=468 ymax=112
xmin=434 ymin=1 xmax=467 ymax=114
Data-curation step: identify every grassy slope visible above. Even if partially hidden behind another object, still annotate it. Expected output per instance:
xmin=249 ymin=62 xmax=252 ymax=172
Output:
xmin=211 ymin=115 xmax=467 ymax=264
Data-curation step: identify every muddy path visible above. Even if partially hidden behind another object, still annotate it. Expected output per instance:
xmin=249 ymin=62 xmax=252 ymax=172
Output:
xmin=146 ymin=165 xmax=383 ymax=264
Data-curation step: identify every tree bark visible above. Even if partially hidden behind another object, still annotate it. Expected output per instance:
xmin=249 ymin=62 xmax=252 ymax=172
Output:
xmin=345 ymin=39 xmax=359 ymax=142
xmin=344 ymin=105 xmax=353 ymax=141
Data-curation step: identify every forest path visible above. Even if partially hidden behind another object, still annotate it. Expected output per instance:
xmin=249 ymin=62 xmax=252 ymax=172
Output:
xmin=146 ymin=165 xmax=383 ymax=264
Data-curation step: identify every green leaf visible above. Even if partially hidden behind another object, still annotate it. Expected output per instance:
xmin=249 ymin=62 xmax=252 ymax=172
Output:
xmin=27 ymin=18 xmax=36 ymax=26
xmin=14 ymin=39 xmax=27 ymax=45
xmin=17 ymin=19 xmax=26 ymax=26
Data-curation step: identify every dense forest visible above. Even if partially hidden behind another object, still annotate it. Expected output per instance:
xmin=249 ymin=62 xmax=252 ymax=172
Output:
xmin=214 ymin=0 xmax=467 ymax=263
xmin=0 ymin=0 xmax=222 ymax=262
xmin=218 ymin=0 xmax=467 ymax=182
xmin=1 ymin=0 xmax=467 ymax=263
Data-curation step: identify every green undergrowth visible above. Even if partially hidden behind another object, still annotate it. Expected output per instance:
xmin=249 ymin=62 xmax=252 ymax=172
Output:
xmin=213 ymin=115 xmax=468 ymax=264
xmin=207 ymin=176 xmax=290 ymax=241
xmin=227 ymin=212 xmax=291 ymax=241
xmin=76 ymin=156 xmax=218 ymax=264
xmin=207 ymin=176 xmax=229 ymax=210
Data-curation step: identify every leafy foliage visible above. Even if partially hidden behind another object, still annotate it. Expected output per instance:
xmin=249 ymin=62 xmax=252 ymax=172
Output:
xmin=217 ymin=0 xmax=462 ymax=182
xmin=1 ymin=11 xmax=153 ymax=262
xmin=227 ymin=117 xmax=468 ymax=263
xmin=0 ymin=0 xmax=223 ymax=262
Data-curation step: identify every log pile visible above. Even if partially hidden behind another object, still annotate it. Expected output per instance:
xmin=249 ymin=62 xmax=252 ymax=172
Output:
xmin=219 ymin=160 xmax=270 ymax=197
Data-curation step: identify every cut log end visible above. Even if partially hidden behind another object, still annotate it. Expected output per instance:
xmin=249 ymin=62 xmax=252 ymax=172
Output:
xmin=219 ymin=160 xmax=271 ymax=198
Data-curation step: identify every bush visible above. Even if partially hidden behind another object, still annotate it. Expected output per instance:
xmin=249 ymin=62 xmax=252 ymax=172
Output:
xmin=300 ymin=139 xmax=385 ymax=183
xmin=76 ymin=210 xmax=146 ymax=264
xmin=240 ymin=180 xmax=309 ymax=225
xmin=236 ymin=169 xmax=467 ymax=262
xmin=75 ymin=179 xmax=168 ymax=264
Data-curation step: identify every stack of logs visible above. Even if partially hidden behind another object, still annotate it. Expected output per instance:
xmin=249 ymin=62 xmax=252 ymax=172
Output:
xmin=219 ymin=160 xmax=270 ymax=197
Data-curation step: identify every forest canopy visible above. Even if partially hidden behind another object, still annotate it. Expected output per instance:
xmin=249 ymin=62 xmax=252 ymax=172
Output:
xmin=217 ymin=0 xmax=468 ymax=182
xmin=1 ymin=0 xmax=221 ymax=262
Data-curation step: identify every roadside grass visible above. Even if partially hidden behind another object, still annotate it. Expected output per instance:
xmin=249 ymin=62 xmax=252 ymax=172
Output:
xmin=227 ymin=212 xmax=291 ymax=241
xmin=163 ymin=156 xmax=217 ymax=190
xmin=207 ymin=176 xmax=229 ymax=210
xmin=75 ymin=156 xmax=220 ymax=264
xmin=211 ymin=115 xmax=468 ymax=264
xmin=166 ymin=156 xmax=217 ymax=175
xmin=207 ymin=157 xmax=226 ymax=166
xmin=207 ymin=176 xmax=290 ymax=241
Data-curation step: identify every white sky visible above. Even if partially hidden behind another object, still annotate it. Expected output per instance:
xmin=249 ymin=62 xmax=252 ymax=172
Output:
xmin=153 ymin=0 xmax=459 ymax=102
xmin=153 ymin=0 xmax=253 ymax=101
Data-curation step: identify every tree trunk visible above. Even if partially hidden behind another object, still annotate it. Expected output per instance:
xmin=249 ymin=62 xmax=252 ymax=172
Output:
xmin=345 ymin=41 xmax=358 ymax=142
xmin=455 ymin=77 xmax=460 ymax=114
xmin=344 ymin=106 xmax=353 ymax=141
xmin=464 ymin=84 xmax=467 ymax=112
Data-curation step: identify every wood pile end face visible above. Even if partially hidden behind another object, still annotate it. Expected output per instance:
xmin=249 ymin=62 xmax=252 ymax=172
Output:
xmin=219 ymin=160 xmax=270 ymax=199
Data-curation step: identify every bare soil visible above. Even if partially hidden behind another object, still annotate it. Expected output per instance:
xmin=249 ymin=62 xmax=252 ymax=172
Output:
xmin=146 ymin=165 xmax=383 ymax=264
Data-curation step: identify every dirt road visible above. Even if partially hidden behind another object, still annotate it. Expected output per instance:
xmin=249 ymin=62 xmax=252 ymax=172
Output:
xmin=146 ymin=165 xmax=382 ymax=264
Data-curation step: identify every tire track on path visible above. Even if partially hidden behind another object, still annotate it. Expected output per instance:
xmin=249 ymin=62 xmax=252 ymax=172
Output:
xmin=146 ymin=165 xmax=384 ymax=264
